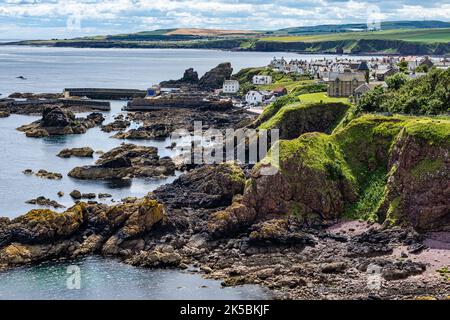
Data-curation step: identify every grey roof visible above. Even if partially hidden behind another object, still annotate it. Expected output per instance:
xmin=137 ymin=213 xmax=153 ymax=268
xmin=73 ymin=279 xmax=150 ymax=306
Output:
xmin=329 ymin=71 xmax=365 ymax=82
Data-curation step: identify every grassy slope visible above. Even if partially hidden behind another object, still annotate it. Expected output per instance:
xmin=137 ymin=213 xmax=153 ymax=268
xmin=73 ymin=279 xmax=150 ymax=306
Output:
xmin=298 ymin=92 xmax=348 ymax=104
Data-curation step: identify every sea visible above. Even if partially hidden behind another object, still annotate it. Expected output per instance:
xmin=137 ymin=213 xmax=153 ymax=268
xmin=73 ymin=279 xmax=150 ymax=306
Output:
xmin=0 ymin=45 xmax=370 ymax=299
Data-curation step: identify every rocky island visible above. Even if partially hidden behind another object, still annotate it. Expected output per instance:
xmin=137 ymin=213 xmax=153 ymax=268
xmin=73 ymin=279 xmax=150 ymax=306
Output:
xmin=17 ymin=106 xmax=105 ymax=138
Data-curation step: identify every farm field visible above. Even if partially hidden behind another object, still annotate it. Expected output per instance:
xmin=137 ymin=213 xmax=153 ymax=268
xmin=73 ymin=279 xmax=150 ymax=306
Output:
xmin=261 ymin=28 xmax=450 ymax=43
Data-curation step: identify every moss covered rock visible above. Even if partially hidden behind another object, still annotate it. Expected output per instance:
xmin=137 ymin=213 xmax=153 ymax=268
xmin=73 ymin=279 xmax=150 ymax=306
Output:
xmin=209 ymin=115 xmax=450 ymax=235
xmin=9 ymin=204 xmax=86 ymax=243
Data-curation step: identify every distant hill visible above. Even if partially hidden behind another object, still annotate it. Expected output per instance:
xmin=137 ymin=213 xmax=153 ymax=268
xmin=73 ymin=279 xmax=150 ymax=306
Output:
xmin=5 ymin=20 xmax=450 ymax=55
xmin=271 ymin=20 xmax=450 ymax=35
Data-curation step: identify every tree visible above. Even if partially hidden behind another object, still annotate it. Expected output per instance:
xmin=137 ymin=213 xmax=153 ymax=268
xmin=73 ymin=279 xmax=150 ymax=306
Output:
xmin=386 ymin=73 xmax=408 ymax=90
xmin=397 ymin=60 xmax=408 ymax=73
xmin=357 ymin=86 xmax=385 ymax=113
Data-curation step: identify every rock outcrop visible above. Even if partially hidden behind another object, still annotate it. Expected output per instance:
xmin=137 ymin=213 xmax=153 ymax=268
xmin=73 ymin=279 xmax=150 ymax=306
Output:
xmin=198 ymin=62 xmax=233 ymax=90
xmin=68 ymin=144 xmax=175 ymax=180
xmin=160 ymin=68 xmax=199 ymax=88
xmin=17 ymin=107 xmax=104 ymax=138
xmin=378 ymin=124 xmax=450 ymax=232
xmin=208 ymin=115 xmax=450 ymax=236
xmin=113 ymin=123 xmax=174 ymax=140
xmin=159 ymin=63 xmax=233 ymax=91
xmin=0 ymin=198 xmax=166 ymax=269
xmin=57 ymin=147 xmax=94 ymax=158
xmin=153 ymin=163 xmax=245 ymax=209
xmin=25 ymin=197 xmax=65 ymax=209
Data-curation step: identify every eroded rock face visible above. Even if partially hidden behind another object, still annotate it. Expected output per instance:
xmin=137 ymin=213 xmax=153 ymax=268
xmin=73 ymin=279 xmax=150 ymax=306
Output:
xmin=153 ymin=163 xmax=245 ymax=209
xmin=378 ymin=130 xmax=450 ymax=232
xmin=68 ymin=144 xmax=175 ymax=180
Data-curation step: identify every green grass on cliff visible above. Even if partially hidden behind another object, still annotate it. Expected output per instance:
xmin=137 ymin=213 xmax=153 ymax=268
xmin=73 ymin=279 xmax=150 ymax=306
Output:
xmin=259 ymin=101 xmax=351 ymax=139
xmin=299 ymin=92 xmax=349 ymax=104
xmin=262 ymin=28 xmax=450 ymax=43
xmin=262 ymin=114 xmax=450 ymax=221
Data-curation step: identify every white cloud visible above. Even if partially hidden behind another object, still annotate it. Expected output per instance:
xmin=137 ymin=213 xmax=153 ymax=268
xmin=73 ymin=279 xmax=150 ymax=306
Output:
xmin=0 ymin=0 xmax=448 ymax=39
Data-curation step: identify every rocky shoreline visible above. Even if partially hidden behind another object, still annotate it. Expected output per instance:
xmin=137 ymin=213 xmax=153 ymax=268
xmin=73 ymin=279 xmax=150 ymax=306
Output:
xmin=0 ymin=64 xmax=448 ymax=300
xmin=0 ymin=162 xmax=448 ymax=299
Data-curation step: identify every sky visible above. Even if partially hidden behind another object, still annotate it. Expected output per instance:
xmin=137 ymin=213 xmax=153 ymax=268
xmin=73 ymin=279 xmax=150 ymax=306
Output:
xmin=0 ymin=0 xmax=449 ymax=39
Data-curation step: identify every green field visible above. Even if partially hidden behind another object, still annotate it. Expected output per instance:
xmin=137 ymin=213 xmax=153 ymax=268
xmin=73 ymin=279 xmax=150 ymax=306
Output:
xmin=298 ymin=92 xmax=349 ymax=104
xmin=262 ymin=28 xmax=450 ymax=44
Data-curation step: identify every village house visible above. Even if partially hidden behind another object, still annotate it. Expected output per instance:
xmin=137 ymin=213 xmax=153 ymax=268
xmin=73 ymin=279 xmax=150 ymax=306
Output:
xmin=253 ymin=75 xmax=273 ymax=85
xmin=269 ymin=57 xmax=288 ymax=71
xmin=327 ymin=69 xmax=366 ymax=97
xmin=375 ymin=67 xmax=398 ymax=81
xmin=245 ymin=90 xmax=272 ymax=105
xmin=273 ymin=87 xmax=288 ymax=96
xmin=222 ymin=80 xmax=239 ymax=94
xmin=353 ymin=82 xmax=388 ymax=103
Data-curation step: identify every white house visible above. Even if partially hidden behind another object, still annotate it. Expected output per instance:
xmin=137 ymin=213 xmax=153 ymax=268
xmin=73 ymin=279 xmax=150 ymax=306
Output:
xmin=222 ymin=80 xmax=239 ymax=94
xmin=252 ymin=75 xmax=272 ymax=85
xmin=245 ymin=90 xmax=272 ymax=105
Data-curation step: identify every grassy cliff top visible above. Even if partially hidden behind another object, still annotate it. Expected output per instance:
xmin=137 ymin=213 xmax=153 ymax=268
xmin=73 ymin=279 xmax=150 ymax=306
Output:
xmin=261 ymin=28 xmax=450 ymax=43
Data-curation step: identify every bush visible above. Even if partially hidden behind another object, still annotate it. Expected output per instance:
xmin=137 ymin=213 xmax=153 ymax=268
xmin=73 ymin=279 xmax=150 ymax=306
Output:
xmin=386 ymin=73 xmax=408 ymax=90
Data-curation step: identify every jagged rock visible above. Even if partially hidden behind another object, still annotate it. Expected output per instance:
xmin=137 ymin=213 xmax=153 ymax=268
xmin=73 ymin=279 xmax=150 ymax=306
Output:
xmin=248 ymin=219 xmax=316 ymax=246
xmin=25 ymin=196 xmax=65 ymax=209
xmin=70 ymin=190 xmax=82 ymax=199
xmin=153 ymin=163 xmax=245 ymax=209
xmin=35 ymin=169 xmax=62 ymax=180
xmin=57 ymin=191 xmax=64 ymax=197
xmin=25 ymin=128 xmax=49 ymax=138
xmin=198 ymin=63 xmax=233 ymax=90
xmin=101 ymin=120 xmax=130 ymax=132
xmin=17 ymin=107 xmax=102 ymax=137
xmin=321 ymin=262 xmax=347 ymax=274
xmin=81 ymin=193 xmax=96 ymax=199
xmin=42 ymin=106 xmax=74 ymax=127
xmin=7 ymin=204 xmax=86 ymax=243
xmin=102 ymin=199 xmax=166 ymax=255
xmin=126 ymin=249 xmax=182 ymax=268
xmin=57 ymin=147 xmax=94 ymax=158
xmin=86 ymin=112 xmax=105 ymax=125
xmin=68 ymin=144 xmax=175 ymax=180
xmin=0 ymin=111 xmax=10 ymax=118
xmin=113 ymin=123 xmax=174 ymax=140
xmin=208 ymin=195 xmax=257 ymax=237
xmin=159 ymin=68 xmax=199 ymax=88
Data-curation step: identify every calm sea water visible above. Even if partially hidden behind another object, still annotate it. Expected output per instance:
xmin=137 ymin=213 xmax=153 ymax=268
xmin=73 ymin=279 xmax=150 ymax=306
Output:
xmin=0 ymin=46 xmax=367 ymax=299
xmin=0 ymin=256 xmax=270 ymax=300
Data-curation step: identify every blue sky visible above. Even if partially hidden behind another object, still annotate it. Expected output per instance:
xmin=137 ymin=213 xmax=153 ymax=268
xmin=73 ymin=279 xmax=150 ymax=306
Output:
xmin=0 ymin=0 xmax=449 ymax=39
